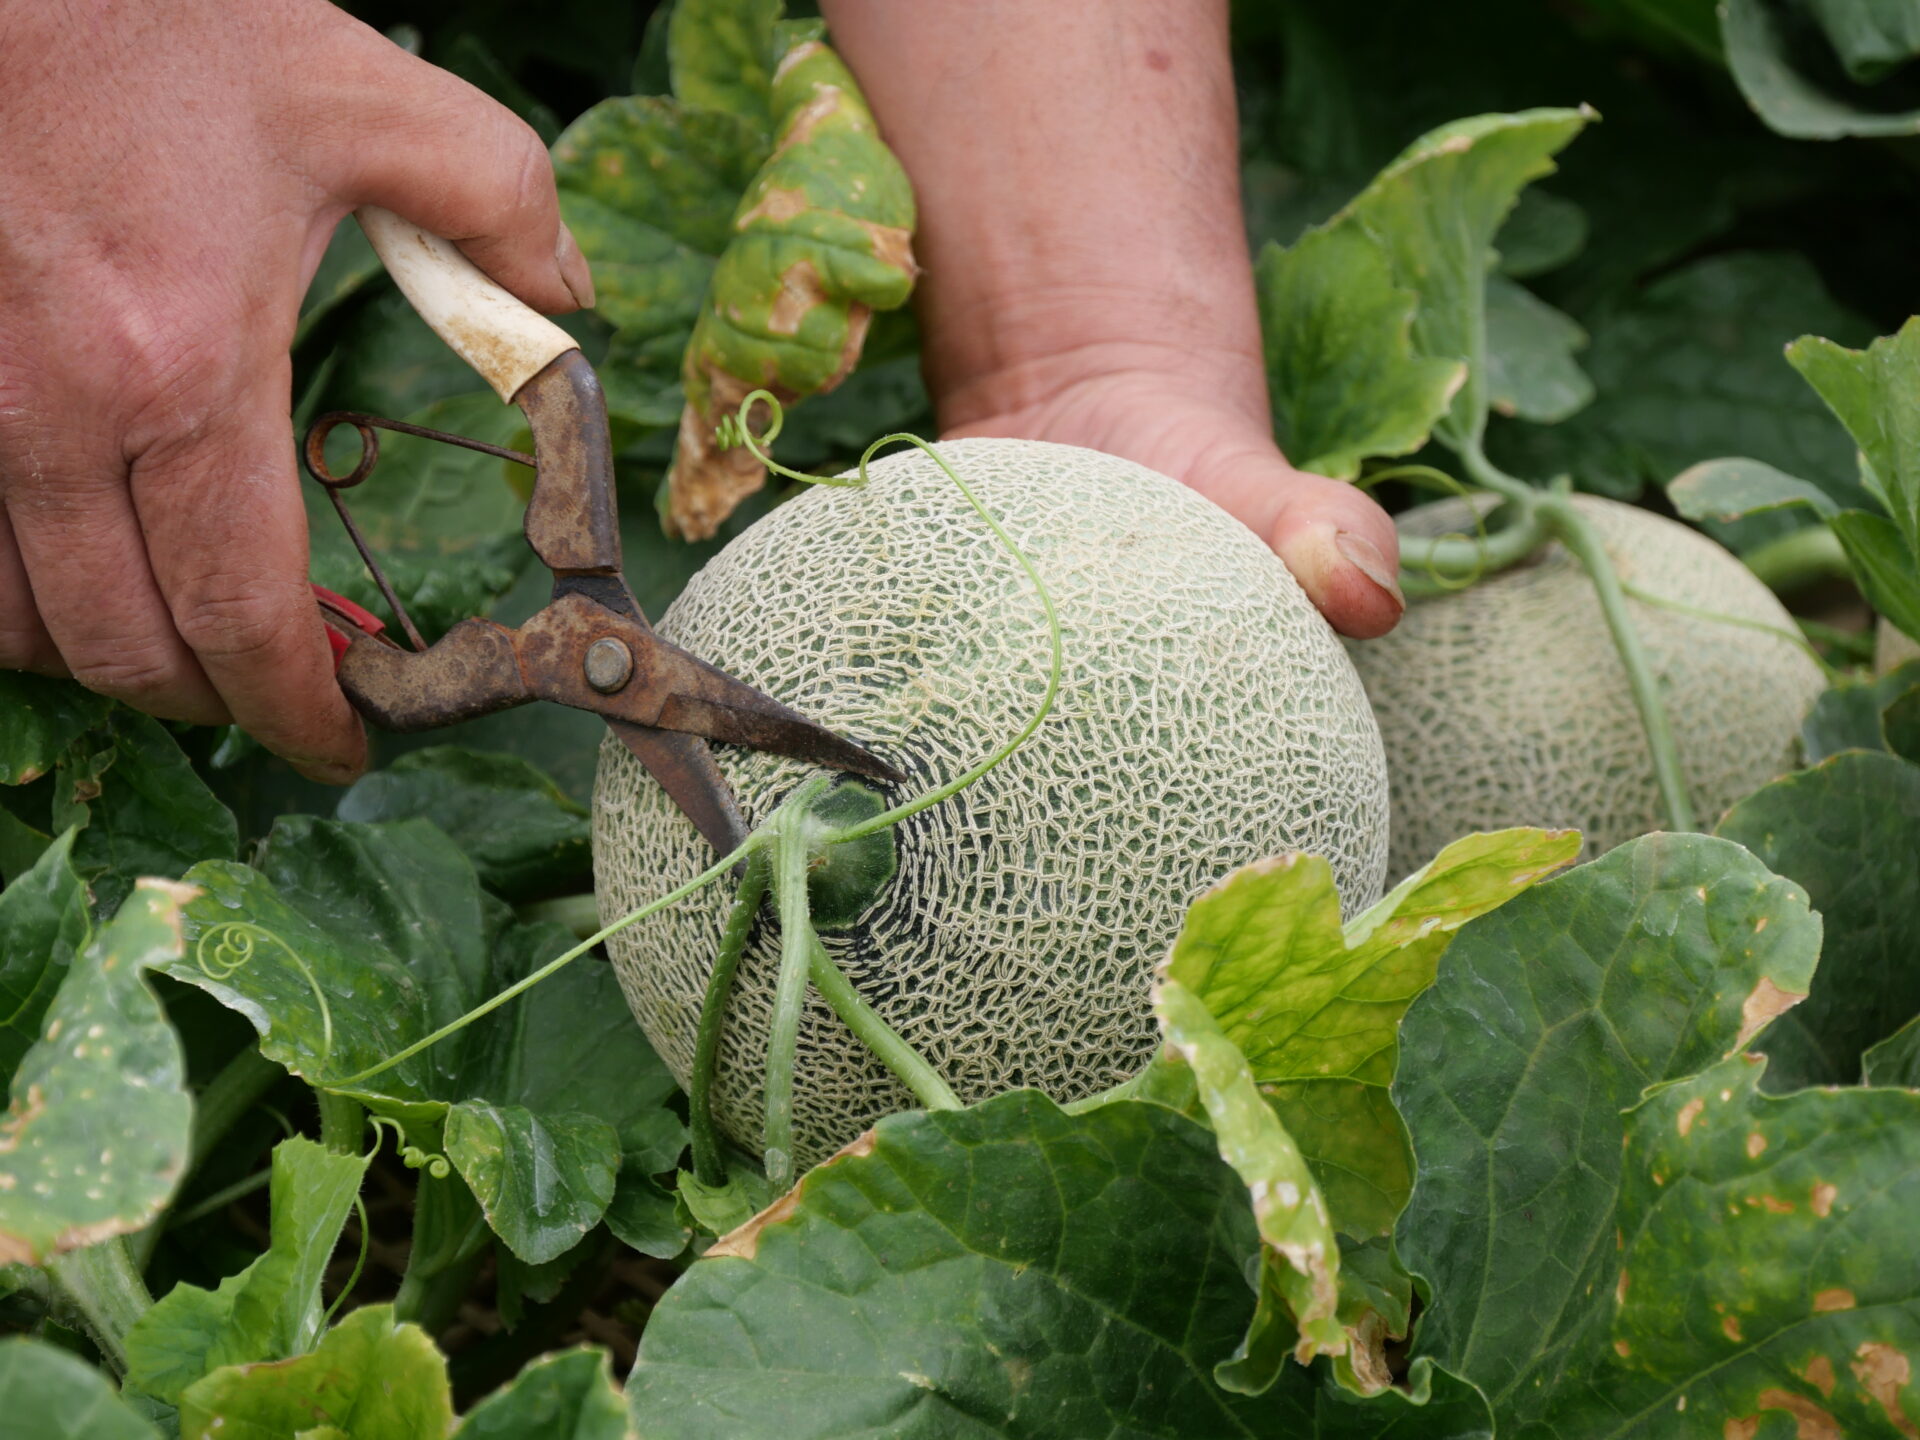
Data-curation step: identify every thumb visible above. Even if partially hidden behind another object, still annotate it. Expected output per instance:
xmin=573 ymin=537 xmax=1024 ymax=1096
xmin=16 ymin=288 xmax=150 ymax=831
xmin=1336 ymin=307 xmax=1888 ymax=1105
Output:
xmin=1267 ymin=472 xmax=1406 ymax=641
xmin=306 ymin=26 xmax=592 ymax=314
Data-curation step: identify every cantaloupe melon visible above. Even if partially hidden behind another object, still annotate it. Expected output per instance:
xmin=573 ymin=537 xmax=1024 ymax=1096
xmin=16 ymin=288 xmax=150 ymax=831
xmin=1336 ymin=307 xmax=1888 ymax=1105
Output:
xmin=594 ymin=439 xmax=1388 ymax=1167
xmin=1350 ymin=493 xmax=1824 ymax=880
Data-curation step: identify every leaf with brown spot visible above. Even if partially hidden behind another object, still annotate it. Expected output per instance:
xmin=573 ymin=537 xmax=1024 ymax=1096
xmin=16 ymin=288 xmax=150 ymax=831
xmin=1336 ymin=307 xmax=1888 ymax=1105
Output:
xmin=0 ymin=880 xmax=193 ymax=1264
xmin=664 ymin=37 xmax=917 ymax=537
xmin=1395 ymin=834 xmax=1824 ymax=1435
xmin=1608 ymin=1056 xmax=1920 ymax=1437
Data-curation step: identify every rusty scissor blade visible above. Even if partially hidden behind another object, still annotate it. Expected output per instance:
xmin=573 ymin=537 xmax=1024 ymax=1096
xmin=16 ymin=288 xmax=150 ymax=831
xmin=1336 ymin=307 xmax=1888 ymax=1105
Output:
xmin=608 ymin=721 xmax=752 ymax=858
xmin=625 ymin=637 xmax=906 ymax=787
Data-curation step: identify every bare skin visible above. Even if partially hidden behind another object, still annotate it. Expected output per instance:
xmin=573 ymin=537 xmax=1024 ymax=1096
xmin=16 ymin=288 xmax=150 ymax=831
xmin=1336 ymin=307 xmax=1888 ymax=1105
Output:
xmin=0 ymin=0 xmax=590 ymax=782
xmin=820 ymin=0 xmax=1405 ymax=639
xmin=0 ymin=0 xmax=1397 ymax=785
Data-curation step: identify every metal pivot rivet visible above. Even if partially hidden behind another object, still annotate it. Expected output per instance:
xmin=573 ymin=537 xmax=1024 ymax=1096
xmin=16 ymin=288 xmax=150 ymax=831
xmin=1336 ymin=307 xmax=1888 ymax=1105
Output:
xmin=584 ymin=637 xmax=634 ymax=694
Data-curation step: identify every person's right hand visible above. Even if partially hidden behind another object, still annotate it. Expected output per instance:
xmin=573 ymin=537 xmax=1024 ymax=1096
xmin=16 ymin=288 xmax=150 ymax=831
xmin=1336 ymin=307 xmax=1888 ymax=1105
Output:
xmin=0 ymin=0 xmax=593 ymax=783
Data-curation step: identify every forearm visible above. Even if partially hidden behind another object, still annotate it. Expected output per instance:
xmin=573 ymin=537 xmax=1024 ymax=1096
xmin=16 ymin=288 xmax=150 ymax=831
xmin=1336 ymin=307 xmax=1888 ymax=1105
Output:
xmin=818 ymin=0 xmax=1263 ymax=430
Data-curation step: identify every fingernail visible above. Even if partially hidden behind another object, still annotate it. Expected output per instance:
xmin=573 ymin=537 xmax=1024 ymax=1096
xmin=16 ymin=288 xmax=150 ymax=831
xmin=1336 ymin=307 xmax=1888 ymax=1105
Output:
xmin=1335 ymin=531 xmax=1406 ymax=612
xmin=555 ymin=223 xmax=596 ymax=309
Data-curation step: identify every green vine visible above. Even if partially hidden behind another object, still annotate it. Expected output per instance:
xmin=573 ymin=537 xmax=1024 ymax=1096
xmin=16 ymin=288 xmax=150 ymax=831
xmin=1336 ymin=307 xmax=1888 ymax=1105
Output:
xmin=198 ymin=922 xmax=334 ymax=1069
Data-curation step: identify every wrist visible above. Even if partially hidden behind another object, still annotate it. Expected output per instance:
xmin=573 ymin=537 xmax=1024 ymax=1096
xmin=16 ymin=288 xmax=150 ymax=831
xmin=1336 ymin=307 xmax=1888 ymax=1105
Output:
xmin=922 ymin=279 xmax=1271 ymax=440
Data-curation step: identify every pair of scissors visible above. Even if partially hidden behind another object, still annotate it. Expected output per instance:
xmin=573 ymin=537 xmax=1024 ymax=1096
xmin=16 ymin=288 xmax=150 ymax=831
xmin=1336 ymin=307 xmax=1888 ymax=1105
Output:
xmin=305 ymin=207 xmax=901 ymax=857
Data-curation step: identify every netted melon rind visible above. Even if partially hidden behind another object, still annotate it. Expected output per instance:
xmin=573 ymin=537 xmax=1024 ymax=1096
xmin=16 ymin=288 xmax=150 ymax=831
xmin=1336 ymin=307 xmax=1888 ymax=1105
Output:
xmin=594 ymin=438 xmax=1388 ymax=1168
xmin=1350 ymin=493 xmax=1825 ymax=881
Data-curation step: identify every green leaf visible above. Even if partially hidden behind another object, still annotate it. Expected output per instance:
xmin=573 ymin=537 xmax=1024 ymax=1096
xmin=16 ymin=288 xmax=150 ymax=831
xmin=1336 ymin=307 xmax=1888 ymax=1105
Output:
xmin=54 ymin=711 xmax=237 ymax=918
xmin=1495 ymin=187 xmax=1589 ymax=278
xmin=1394 ymin=833 xmax=1822 ymax=1434
xmin=1604 ymin=1053 xmax=1920 ymax=1435
xmin=1884 ymin=683 xmax=1920 ymax=761
xmin=455 ymin=1347 xmax=630 ymax=1440
xmin=1254 ymin=224 xmax=1465 ymax=478
xmin=445 ymin=1103 xmax=619 ymax=1266
xmin=0 ymin=880 xmax=194 ymax=1264
xmin=0 ymin=830 xmax=88 ymax=1086
xmin=672 ymin=1167 xmax=770 ymax=1239
xmin=1805 ymin=0 xmax=1920 ymax=81
xmin=0 ymin=1337 xmax=162 ymax=1440
xmin=1335 ymin=107 xmax=1591 ymax=451
xmin=335 ymin=748 xmax=591 ymax=902
xmin=0 ymin=674 xmax=107 ymax=787
xmin=1491 ymin=252 xmax=1876 ymax=501
xmin=178 ymin=1305 xmax=452 ymax=1440
xmin=1163 ymin=829 xmax=1578 ymax=1239
xmin=1790 ymin=320 xmax=1920 ymax=558
xmin=1832 ymin=508 xmax=1920 ymax=641
xmin=1724 ymin=0 xmax=1920 ymax=138
xmin=1863 ymin=1013 xmax=1920 ymax=1086
xmin=161 ymin=819 xmax=682 ymax=1263
xmin=304 ymin=392 xmax=535 ymax=644
xmin=1800 ymin=659 xmax=1920 ymax=761
xmin=605 ymin=1168 xmax=688 ymax=1259
xmin=1667 ymin=456 xmax=1842 ymax=523
xmin=630 ymin=1090 xmax=1488 ymax=1438
xmin=1484 ymin=273 xmax=1594 ymax=424
xmin=667 ymin=0 xmax=782 ymax=131
xmin=1717 ymin=751 xmax=1920 ymax=1088
xmin=123 ymin=1137 xmax=370 ymax=1405
xmin=1153 ymin=977 xmax=1343 ymax=1390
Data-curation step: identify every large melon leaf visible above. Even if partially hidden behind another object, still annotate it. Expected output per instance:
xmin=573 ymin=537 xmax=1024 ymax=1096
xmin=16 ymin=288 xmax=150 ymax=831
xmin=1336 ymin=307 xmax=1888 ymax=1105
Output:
xmin=335 ymin=747 xmax=591 ymax=903
xmin=1163 ymin=828 xmax=1577 ymax=1242
xmin=626 ymin=1091 xmax=1495 ymax=1439
xmin=0 ymin=880 xmax=195 ymax=1264
xmin=158 ymin=818 xmax=683 ymax=1264
xmin=1603 ymin=1053 xmax=1920 ymax=1436
xmin=1717 ymin=751 xmax=1920 ymax=1089
xmin=1394 ymin=833 xmax=1822 ymax=1435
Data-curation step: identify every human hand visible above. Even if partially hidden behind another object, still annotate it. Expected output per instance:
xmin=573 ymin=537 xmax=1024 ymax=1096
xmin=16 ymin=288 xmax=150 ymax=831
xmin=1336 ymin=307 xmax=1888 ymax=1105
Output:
xmin=940 ymin=363 xmax=1404 ymax=640
xmin=818 ymin=0 xmax=1402 ymax=641
xmin=0 ymin=0 xmax=592 ymax=782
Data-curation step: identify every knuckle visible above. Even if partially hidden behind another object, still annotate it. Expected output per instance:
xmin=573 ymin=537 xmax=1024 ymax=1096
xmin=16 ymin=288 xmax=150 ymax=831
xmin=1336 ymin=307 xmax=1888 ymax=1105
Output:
xmin=171 ymin=582 xmax=298 ymax=664
xmin=70 ymin=646 xmax=179 ymax=705
xmin=491 ymin=118 xmax=558 ymax=230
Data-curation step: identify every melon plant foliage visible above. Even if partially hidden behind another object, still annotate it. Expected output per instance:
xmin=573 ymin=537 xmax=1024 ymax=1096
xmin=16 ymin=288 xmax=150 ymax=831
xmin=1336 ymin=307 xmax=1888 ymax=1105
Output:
xmin=2 ymin=1 xmax=1920 ymax=1438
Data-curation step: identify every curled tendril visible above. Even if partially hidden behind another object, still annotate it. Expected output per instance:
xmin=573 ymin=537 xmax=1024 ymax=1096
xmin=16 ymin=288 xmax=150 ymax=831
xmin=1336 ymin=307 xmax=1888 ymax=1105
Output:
xmin=196 ymin=922 xmax=334 ymax=1069
xmin=365 ymin=1114 xmax=452 ymax=1179
xmin=713 ymin=388 xmax=863 ymax=488
xmin=1358 ymin=462 xmax=1502 ymax=592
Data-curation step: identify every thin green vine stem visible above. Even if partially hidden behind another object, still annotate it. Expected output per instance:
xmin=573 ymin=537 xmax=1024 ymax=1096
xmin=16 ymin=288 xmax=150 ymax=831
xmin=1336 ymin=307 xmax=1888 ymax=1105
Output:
xmin=334 ymin=835 xmax=757 ymax=1087
xmin=1540 ymin=493 xmax=1697 ymax=833
xmin=1400 ymin=497 xmax=1548 ymax=594
xmin=1619 ymin=580 xmax=1840 ymax=684
xmin=762 ymin=784 xmax=830 ymax=1190
xmin=1457 ymin=436 xmax=1540 ymax=506
xmin=690 ymin=850 xmax=771 ymax=1185
xmin=805 ymin=932 xmax=961 ymax=1112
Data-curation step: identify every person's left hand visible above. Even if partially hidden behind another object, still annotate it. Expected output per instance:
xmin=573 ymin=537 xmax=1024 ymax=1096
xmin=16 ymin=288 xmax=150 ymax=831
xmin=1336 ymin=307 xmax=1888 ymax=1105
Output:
xmin=941 ymin=366 xmax=1405 ymax=640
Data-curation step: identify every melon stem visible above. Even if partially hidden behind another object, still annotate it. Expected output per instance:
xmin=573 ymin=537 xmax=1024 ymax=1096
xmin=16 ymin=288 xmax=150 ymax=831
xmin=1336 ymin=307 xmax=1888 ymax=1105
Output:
xmin=804 ymin=931 xmax=962 ymax=1113
xmin=1539 ymin=494 xmax=1698 ymax=834
xmin=690 ymin=850 xmax=771 ymax=1186
xmin=762 ymin=782 xmax=831 ymax=1190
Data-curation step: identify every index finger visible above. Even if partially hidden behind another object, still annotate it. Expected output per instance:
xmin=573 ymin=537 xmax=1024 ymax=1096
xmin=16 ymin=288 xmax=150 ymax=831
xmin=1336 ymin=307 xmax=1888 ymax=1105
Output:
xmin=129 ymin=357 xmax=366 ymax=783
